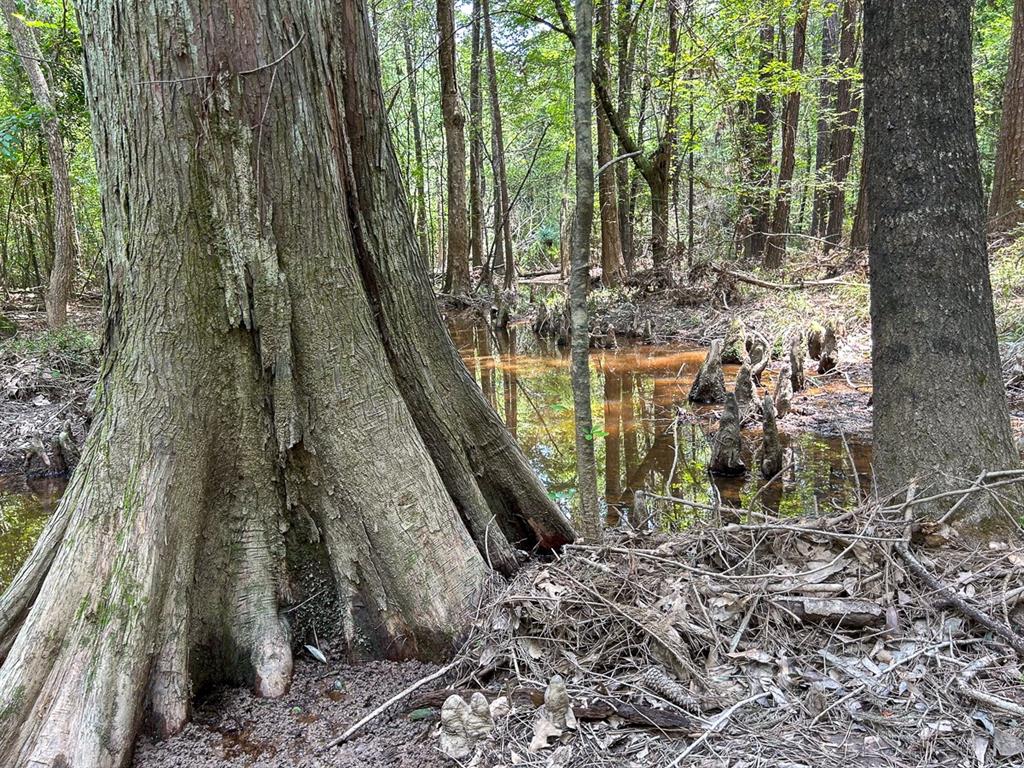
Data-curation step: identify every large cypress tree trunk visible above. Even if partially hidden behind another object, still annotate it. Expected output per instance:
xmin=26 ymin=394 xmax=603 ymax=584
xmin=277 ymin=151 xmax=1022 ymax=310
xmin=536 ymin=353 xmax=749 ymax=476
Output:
xmin=865 ymin=0 xmax=1019 ymax=534
xmin=0 ymin=3 xmax=573 ymax=765
xmin=989 ymin=0 xmax=1024 ymax=233
xmin=439 ymin=0 xmax=471 ymax=294
xmin=1 ymin=0 xmax=80 ymax=329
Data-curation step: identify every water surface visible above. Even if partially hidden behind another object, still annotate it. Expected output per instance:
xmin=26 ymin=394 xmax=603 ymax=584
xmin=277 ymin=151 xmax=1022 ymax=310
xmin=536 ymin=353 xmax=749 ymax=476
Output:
xmin=450 ymin=320 xmax=871 ymax=528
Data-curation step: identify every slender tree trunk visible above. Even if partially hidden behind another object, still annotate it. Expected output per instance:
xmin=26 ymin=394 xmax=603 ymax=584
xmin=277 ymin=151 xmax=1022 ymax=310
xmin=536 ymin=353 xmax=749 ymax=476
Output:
xmin=596 ymin=0 xmax=624 ymax=286
xmin=616 ymin=0 xmax=636 ymax=271
xmin=439 ymin=0 xmax=470 ymax=294
xmin=559 ymin=151 xmax=572 ymax=280
xmin=1 ymin=0 xmax=79 ymax=329
xmin=811 ymin=8 xmax=839 ymax=238
xmin=571 ymin=0 xmax=602 ymax=540
xmin=989 ymin=0 xmax=1024 ymax=233
xmin=646 ymin=0 xmax=680 ymax=268
xmin=865 ymin=0 xmax=1019 ymax=534
xmin=823 ymin=0 xmax=860 ymax=251
xmin=850 ymin=142 xmax=869 ymax=248
xmin=402 ymin=29 xmax=431 ymax=261
xmin=482 ymin=0 xmax=515 ymax=289
xmin=469 ymin=0 xmax=486 ymax=270
xmin=766 ymin=0 xmax=811 ymax=268
xmin=0 ymin=4 xmax=573 ymax=765
xmin=745 ymin=21 xmax=776 ymax=262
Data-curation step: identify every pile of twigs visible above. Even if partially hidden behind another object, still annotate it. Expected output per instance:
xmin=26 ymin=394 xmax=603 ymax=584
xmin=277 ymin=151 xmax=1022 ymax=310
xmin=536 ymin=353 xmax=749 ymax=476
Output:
xmin=418 ymin=494 xmax=1024 ymax=767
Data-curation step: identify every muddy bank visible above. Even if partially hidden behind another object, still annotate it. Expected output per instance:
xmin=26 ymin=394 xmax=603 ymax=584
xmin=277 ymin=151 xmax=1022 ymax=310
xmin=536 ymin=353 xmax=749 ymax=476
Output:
xmin=0 ymin=296 xmax=99 ymax=476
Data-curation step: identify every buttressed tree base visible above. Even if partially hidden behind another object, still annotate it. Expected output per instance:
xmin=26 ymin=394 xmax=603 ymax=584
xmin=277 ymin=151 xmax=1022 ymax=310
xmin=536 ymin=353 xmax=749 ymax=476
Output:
xmin=0 ymin=2 xmax=572 ymax=765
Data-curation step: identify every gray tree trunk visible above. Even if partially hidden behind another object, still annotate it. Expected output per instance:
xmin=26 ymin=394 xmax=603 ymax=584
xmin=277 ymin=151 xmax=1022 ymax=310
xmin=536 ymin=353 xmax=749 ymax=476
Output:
xmin=482 ymin=0 xmax=515 ymax=288
xmin=469 ymin=0 xmax=486 ymax=269
xmin=596 ymin=0 xmax=624 ymax=287
xmin=0 ymin=3 xmax=573 ymax=765
xmin=865 ymin=0 xmax=1020 ymax=535
xmin=1 ymin=0 xmax=80 ymax=329
xmin=765 ymin=0 xmax=811 ymax=268
xmin=402 ymin=26 xmax=432 ymax=263
xmin=439 ymin=0 xmax=470 ymax=294
xmin=571 ymin=0 xmax=602 ymax=540
xmin=989 ymin=0 xmax=1024 ymax=233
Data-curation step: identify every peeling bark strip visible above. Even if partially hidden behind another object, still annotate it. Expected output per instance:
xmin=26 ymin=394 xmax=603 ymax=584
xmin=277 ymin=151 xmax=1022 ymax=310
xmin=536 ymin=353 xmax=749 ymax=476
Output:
xmin=0 ymin=3 xmax=573 ymax=766
xmin=865 ymin=0 xmax=1021 ymax=533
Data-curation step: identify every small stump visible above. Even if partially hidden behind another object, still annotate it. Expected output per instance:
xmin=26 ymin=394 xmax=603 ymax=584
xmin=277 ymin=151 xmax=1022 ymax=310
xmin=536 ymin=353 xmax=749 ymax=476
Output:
xmin=710 ymin=393 xmax=746 ymax=476
xmin=818 ymin=323 xmax=838 ymax=374
xmin=688 ymin=338 xmax=727 ymax=404
xmin=775 ymin=361 xmax=794 ymax=419
xmin=722 ymin=318 xmax=748 ymax=364
xmin=789 ymin=332 xmax=806 ymax=391
xmin=758 ymin=395 xmax=784 ymax=479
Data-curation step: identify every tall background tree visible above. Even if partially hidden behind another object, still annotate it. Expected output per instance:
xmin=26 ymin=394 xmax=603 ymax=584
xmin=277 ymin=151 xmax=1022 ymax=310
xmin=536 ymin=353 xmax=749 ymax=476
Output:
xmin=570 ymin=0 xmax=602 ymax=539
xmin=438 ymin=0 xmax=470 ymax=293
xmin=989 ymin=0 xmax=1024 ymax=233
xmin=865 ymin=0 xmax=1020 ymax=533
xmin=1 ymin=0 xmax=79 ymax=328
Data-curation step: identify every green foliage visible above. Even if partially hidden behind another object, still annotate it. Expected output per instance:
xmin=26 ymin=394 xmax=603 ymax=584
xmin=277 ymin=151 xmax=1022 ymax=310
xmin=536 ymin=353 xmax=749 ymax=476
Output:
xmin=0 ymin=0 xmax=96 ymax=291
xmin=0 ymin=325 xmax=97 ymax=359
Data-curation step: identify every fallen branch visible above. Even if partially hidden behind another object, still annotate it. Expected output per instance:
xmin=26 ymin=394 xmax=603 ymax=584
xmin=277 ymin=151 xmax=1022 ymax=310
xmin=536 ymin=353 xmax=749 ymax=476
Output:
xmin=710 ymin=263 xmax=868 ymax=291
xmin=324 ymin=659 xmax=460 ymax=748
xmin=666 ymin=692 xmax=764 ymax=766
xmin=894 ymin=541 xmax=1024 ymax=657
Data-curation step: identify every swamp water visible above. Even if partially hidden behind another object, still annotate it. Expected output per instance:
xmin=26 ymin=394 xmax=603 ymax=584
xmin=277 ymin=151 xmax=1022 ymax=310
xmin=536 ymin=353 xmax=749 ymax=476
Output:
xmin=0 ymin=322 xmax=871 ymax=590
xmin=450 ymin=320 xmax=872 ymax=528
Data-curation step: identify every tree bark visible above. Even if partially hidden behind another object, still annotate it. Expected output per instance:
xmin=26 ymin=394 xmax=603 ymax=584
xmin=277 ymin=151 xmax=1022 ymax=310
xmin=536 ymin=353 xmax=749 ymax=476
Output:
xmin=811 ymin=8 xmax=839 ymax=238
xmin=989 ymin=0 xmax=1024 ymax=233
xmin=849 ymin=142 xmax=869 ymax=248
xmin=469 ymin=0 xmax=486 ymax=269
xmin=745 ymin=21 xmax=776 ymax=263
xmin=439 ymin=0 xmax=470 ymax=294
xmin=766 ymin=0 xmax=811 ymax=268
xmin=0 ymin=3 xmax=573 ymax=765
xmin=482 ymin=0 xmax=515 ymax=288
xmin=402 ymin=27 xmax=431 ymax=262
xmin=1 ymin=0 xmax=80 ymax=329
xmin=596 ymin=0 xmax=625 ymax=287
xmin=865 ymin=0 xmax=1020 ymax=534
xmin=616 ymin=0 xmax=636 ymax=271
xmin=571 ymin=0 xmax=602 ymax=540
xmin=823 ymin=0 xmax=860 ymax=251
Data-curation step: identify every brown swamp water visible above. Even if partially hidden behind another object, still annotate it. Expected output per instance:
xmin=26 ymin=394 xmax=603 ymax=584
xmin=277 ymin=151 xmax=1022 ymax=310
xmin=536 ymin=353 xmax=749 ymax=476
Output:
xmin=0 ymin=323 xmax=871 ymax=591
xmin=450 ymin=320 xmax=872 ymax=528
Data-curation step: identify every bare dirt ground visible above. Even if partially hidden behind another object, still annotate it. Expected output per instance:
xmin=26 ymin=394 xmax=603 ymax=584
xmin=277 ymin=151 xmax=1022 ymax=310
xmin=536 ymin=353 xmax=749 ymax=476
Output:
xmin=133 ymin=659 xmax=449 ymax=768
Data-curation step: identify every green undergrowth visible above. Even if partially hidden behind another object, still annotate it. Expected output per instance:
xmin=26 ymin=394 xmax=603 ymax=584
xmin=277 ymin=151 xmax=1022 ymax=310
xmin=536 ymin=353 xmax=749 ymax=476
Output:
xmin=0 ymin=326 xmax=98 ymax=361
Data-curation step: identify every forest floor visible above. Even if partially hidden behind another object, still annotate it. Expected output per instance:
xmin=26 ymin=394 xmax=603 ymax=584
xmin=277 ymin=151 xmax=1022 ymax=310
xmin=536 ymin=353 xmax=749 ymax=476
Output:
xmin=3 ymin=246 xmax=1024 ymax=765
